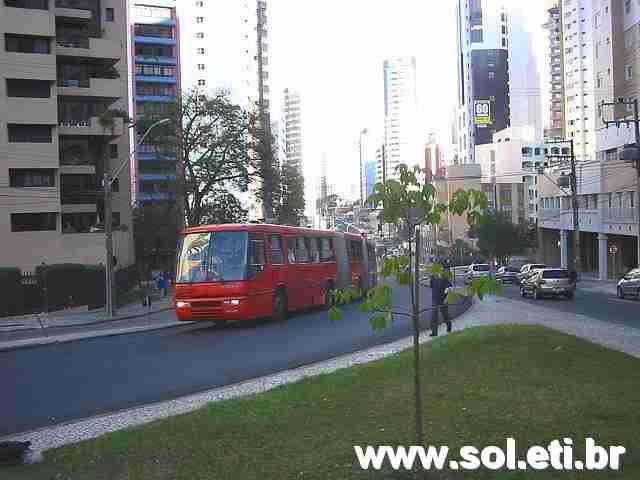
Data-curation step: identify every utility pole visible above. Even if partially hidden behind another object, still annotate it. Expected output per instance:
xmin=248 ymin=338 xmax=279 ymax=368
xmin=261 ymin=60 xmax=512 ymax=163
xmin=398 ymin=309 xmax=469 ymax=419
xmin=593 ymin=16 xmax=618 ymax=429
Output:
xmin=545 ymin=139 xmax=581 ymax=272
xmin=600 ymin=98 xmax=640 ymax=267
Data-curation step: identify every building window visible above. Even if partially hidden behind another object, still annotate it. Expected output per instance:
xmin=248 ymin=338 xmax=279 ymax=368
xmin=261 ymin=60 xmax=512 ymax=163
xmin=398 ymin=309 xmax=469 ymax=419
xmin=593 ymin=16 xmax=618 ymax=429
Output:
xmin=488 ymin=71 xmax=495 ymax=80
xmin=4 ymin=0 xmax=48 ymax=9
xmin=105 ymin=7 xmax=114 ymax=21
xmin=4 ymin=34 xmax=50 ymax=54
xmin=6 ymin=79 xmax=50 ymax=98
xmin=196 ymin=16 xmax=204 ymax=23
xmin=197 ymin=63 xmax=205 ymax=70
xmin=196 ymin=32 xmax=204 ymax=39
xmin=11 ymin=213 xmax=57 ymax=232
xmin=197 ymin=79 xmax=206 ymax=86
xmin=134 ymin=5 xmax=171 ymax=19
xmin=196 ymin=0 xmax=204 ymax=5
xmin=625 ymin=0 xmax=631 ymax=14
xmin=134 ymin=25 xmax=173 ymax=39
xmin=9 ymin=169 xmax=55 ymax=187
xmin=502 ymin=38 xmax=507 ymax=47
xmin=8 ymin=124 xmax=52 ymax=143
xmin=625 ymin=64 xmax=633 ymax=80
xmin=109 ymin=144 xmax=118 ymax=159
xmin=470 ymin=29 xmax=483 ymax=43
xmin=197 ymin=47 xmax=205 ymax=54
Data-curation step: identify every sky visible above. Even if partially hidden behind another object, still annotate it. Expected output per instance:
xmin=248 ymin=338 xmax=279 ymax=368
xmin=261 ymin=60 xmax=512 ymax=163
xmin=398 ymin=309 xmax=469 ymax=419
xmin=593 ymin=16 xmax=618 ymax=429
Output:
xmin=182 ymin=1 xmax=548 ymax=219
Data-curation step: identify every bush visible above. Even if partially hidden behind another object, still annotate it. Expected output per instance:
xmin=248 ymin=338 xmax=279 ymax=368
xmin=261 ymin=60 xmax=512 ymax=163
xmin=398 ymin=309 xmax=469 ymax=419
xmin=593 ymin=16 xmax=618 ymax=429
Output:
xmin=36 ymin=264 xmax=106 ymax=311
xmin=0 ymin=268 xmax=24 ymax=317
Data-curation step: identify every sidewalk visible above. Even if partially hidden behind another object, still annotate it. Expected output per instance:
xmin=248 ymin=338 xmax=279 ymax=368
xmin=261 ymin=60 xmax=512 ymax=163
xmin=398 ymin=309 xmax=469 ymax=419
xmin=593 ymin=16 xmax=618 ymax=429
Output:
xmin=0 ymin=295 xmax=182 ymax=352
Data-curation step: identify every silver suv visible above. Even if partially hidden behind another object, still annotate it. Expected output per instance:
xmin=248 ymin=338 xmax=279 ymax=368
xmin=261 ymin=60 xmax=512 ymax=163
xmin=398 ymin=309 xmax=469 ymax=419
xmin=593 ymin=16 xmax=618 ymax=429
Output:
xmin=617 ymin=268 xmax=640 ymax=299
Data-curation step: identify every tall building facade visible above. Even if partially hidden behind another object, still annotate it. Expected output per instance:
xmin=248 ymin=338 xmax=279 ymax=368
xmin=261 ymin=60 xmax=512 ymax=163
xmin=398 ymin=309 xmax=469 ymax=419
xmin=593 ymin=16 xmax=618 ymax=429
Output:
xmin=132 ymin=0 xmax=180 ymax=205
xmin=543 ymin=0 xmax=565 ymax=139
xmin=383 ymin=57 xmax=419 ymax=178
xmin=455 ymin=0 xmax=542 ymax=164
xmin=0 ymin=0 xmax=134 ymax=271
xmin=283 ymin=88 xmax=301 ymax=169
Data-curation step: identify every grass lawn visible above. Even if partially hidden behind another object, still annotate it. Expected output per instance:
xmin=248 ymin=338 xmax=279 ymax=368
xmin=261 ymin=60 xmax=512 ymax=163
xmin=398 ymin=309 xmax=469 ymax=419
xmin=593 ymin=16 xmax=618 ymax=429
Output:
xmin=7 ymin=325 xmax=640 ymax=479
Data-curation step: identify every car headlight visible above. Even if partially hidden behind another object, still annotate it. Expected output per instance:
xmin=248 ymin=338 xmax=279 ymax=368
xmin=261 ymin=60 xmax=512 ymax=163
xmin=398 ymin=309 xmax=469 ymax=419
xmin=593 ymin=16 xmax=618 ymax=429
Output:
xmin=176 ymin=301 xmax=191 ymax=308
xmin=223 ymin=299 xmax=241 ymax=305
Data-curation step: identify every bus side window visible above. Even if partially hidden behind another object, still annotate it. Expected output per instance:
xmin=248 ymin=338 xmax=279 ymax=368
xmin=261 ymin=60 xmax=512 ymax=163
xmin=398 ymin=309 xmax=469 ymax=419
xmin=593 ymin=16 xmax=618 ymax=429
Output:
xmin=308 ymin=237 xmax=320 ymax=263
xmin=320 ymin=238 xmax=332 ymax=262
xmin=296 ymin=237 xmax=309 ymax=263
xmin=269 ymin=235 xmax=284 ymax=264
xmin=287 ymin=238 xmax=296 ymax=264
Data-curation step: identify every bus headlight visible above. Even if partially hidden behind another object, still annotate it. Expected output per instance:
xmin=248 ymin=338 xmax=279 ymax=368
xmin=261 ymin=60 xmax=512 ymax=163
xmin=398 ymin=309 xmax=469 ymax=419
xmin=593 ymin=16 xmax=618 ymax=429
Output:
xmin=223 ymin=299 xmax=241 ymax=305
xmin=176 ymin=301 xmax=191 ymax=308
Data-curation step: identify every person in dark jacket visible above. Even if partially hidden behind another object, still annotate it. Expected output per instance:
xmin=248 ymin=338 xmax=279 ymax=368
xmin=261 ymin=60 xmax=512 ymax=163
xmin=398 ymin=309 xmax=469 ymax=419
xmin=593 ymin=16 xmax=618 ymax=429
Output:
xmin=429 ymin=274 xmax=452 ymax=337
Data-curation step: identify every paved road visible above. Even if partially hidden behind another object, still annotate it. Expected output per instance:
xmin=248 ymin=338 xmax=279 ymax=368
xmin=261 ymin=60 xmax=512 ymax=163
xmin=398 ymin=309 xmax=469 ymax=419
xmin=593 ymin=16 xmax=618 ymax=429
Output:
xmin=499 ymin=282 xmax=639 ymax=328
xmin=0 ymin=285 xmax=468 ymax=436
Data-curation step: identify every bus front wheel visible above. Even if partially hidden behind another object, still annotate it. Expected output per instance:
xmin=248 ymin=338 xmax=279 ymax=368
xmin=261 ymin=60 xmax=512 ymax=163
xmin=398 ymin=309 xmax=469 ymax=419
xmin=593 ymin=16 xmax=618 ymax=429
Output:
xmin=272 ymin=289 xmax=288 ymax=322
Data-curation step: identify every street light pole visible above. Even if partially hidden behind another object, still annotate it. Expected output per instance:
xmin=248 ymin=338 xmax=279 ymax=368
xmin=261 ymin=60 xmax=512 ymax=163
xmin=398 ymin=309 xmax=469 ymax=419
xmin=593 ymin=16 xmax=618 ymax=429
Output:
xmin=104 ymin=118 xmax=171 ymax=317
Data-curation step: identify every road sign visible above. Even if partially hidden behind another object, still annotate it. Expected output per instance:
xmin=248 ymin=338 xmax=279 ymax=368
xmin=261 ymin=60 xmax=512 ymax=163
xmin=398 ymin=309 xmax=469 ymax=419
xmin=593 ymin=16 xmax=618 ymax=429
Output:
xmin=609 ymin=246 xmax=618 ymax=255
xmin=474 ymin=100 xmax=492 ymax=125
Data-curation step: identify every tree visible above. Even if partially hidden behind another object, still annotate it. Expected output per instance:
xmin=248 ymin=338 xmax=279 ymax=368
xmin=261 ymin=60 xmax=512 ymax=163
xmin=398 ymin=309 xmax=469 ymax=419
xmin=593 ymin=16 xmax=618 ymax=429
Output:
xmin=249 ymin=114 xmax=280 ymax=222
xmin=277 ymin=160 xmax=305 ymax=226
xmin=328 ymin=164 xmax=501 ymax=446
xmin=200 ymin=189 xmax=248 ymax=225
xmin=138 ymin=89 xmax=249 ymax=227
xmin=474 ymin=210 xmax=529 ymax=265
xmin=133 ymin=203 xmax=179 ymax=273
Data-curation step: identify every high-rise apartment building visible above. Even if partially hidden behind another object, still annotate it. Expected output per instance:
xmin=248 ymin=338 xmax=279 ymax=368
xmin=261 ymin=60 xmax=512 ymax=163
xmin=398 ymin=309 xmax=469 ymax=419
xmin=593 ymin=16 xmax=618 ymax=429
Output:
xmin=543 ymin=0 xmax=565 ymax=139
xmin=0 ymin=0 xmax=134 ymax=271
xmin=383 ymin=57 xmax=419 ymax=178
xmin=455 ymin=0 xmax=542 ymax=164
xmin=283 ymin=88 xmax=301 ymax=169
xmin=132 ymin=0 xmax=180 ymax=205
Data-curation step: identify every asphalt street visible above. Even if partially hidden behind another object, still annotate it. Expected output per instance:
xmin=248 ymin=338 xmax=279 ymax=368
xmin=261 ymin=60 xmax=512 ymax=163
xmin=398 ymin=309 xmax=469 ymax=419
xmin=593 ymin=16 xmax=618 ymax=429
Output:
xmin=499 ymin=282 xmax=639 ymax=328
xmin=0 ymin=284 xmax=468 ymax=436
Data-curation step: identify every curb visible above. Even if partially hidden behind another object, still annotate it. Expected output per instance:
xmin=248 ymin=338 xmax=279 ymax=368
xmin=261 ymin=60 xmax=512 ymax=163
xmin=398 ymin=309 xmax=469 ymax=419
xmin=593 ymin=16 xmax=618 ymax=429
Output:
xmin=0 ymin=299 xmax=478 ymax=451
xmin=0 ymin=319 xmax=194 ymax=353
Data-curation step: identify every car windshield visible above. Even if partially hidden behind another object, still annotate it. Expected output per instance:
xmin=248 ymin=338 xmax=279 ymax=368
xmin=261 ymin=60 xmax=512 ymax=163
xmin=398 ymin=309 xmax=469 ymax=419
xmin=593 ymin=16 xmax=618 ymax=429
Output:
xmin=473 ymin=265 xmax=490 ymax=271
xmin=542 ymin=270 xmax=569 ymax=279
xmin=532 ymin=264 xmax=547 ymax=270
xmin=176 ymin=231 xmax=248 ymax=283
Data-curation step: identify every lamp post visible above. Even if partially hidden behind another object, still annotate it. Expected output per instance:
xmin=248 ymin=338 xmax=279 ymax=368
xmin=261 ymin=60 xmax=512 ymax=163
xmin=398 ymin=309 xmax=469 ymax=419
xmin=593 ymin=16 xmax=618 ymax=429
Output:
xmin=359 ymin=128 xmax=368 ymax=207
xmin=104 ymin=118 xmax=171 ymax=317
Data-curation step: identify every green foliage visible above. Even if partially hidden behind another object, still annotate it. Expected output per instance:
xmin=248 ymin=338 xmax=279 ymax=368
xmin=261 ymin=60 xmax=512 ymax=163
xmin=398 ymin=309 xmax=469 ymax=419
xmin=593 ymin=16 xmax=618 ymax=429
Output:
xmin=277 ymin=160 xmax=305 ymax=226
xmin=249 ymin=114 xmax=280 ymax=222
xmin=133 ymin=204 xmax=179 ymax=271
xmin=138 ymin=89 xmax=250 ymax=227
xmin=473 ymin=210 xmax=530 ymax=264
xmin=200 ymin=189 xmax=248 ymax=225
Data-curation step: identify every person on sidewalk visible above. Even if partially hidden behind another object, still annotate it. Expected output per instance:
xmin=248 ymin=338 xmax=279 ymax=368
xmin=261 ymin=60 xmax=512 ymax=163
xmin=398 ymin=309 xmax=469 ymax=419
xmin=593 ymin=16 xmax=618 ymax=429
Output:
xmin=429 ymin=273 xmax=452 ymax=337
xmin=157 ymin=273 xmax=168 ymax=298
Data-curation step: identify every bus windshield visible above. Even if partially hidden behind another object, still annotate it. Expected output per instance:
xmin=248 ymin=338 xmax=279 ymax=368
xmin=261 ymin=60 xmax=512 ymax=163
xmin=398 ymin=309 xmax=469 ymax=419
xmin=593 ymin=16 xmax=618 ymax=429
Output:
xmin=176 ymin=231 xmax=248 ymax=283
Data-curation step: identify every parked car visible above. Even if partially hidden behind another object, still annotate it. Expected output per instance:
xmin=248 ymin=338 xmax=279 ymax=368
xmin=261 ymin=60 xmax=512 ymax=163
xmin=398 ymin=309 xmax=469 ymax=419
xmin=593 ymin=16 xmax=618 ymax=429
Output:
xmin=464 ymin=263 xmax=492 ymax=284
xmin=516 ymin=263 xmax=547 ymax=285
xmin=520 ymin=268 xmax=575 ymax=300
xmin=617 ymin=267 xmax=640 ymax=299
xmin=495 ymin=266 xmax=521 ymax=284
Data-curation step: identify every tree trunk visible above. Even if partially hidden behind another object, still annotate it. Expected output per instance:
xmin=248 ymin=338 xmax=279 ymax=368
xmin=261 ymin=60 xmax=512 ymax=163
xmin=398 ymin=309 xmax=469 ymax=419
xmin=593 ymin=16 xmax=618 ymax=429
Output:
xmin=408 ymin=235 xmax=424 ymax=446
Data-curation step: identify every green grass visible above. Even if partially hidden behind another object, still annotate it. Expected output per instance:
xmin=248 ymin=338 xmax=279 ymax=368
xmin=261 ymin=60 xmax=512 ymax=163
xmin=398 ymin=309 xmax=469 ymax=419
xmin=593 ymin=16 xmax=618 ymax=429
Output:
xmin=8 ymin=325 xmax=640 ymax=479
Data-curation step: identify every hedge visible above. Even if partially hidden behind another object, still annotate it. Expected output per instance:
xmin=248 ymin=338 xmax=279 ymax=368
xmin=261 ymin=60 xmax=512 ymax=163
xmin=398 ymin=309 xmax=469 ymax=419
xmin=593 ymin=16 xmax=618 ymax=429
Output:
xmin=0 ymin=268 xmax=24 ymax=317
xmin=35 ymin=264 xmax=106 ymax=311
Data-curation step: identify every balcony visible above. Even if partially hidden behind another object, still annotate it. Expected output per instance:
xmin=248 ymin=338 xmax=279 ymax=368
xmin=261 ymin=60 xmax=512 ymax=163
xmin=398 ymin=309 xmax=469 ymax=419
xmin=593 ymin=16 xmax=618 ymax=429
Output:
xmin=58 ymin=116 xmax=124 ymax=136
xmin=56 ymin=36 xmax=121 ymax=63
xmin=135 ymin=55 xmax=177 ymax=65
xmin=136 ymin=94 xmax=175 ymax=103
xmin=602 ymin=207 xmax=638 ymax=224
xmin=6 ymin=97 xmax=57 ymax=124
xmin=3 ymin=5 xmax=55 ymax=37
xmin=135 ymin=74 xmax=176 ymax=84
xmin=134 ymin=36 xmax=176 ymax=46
xmin=58 ymin=77 xmax=121 ymax=99
xmin=55 ymin=0 xmax=93 ymax=21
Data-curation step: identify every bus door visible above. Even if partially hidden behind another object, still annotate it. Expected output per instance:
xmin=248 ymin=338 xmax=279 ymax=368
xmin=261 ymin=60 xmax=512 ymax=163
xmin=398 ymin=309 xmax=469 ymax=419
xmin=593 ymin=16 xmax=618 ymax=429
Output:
xmin=267 ymin=233 xmax=286 ymax=286
xmin=247 ymin=233 xmax=271 ymax=317
xmin=286 ymin=236 xmax=307 ymax=310
xmin=306 ymin=237 xmax=323 ymax=306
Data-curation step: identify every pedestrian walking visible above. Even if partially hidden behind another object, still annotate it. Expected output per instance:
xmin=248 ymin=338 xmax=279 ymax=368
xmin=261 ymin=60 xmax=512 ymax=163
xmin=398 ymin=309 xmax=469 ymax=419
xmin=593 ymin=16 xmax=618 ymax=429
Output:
xmin=158 ymin=272 xmax=168 ymax=297
xmin=429 ymin=272 xmax=452 ymax=337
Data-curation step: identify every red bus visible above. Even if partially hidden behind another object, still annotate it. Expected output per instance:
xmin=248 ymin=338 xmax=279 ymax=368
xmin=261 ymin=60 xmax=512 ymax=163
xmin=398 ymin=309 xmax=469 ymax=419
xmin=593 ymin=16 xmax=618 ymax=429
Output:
xmin=174 ymin=224 xmax=377 ymax=324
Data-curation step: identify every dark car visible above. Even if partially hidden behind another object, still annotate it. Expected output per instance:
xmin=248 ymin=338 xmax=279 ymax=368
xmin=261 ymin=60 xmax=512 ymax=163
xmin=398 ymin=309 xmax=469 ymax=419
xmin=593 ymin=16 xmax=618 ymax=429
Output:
xmin=617 ymin=267 xmax=640 ymax=299
xmin=495 ymin=266 xmax=521 ymax=284
xmin=520 ymin=268 xmax=575 ymax=300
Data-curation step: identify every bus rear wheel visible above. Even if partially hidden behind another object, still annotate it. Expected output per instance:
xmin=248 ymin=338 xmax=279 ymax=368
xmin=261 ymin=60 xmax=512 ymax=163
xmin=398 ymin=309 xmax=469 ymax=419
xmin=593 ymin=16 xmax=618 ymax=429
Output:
xmin=272 ymin=289 xmax=288 ymax=322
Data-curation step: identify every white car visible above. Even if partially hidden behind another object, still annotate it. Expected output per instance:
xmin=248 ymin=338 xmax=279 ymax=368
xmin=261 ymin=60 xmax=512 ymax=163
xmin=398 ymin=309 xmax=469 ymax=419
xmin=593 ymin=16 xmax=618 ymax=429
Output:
xmin=464 ymin=264 xmax=492 ymax=284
